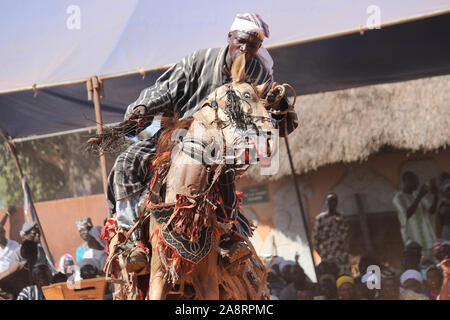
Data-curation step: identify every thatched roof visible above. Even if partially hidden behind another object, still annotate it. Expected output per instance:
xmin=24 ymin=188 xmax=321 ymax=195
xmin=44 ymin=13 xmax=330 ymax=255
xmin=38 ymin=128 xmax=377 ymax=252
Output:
xmin=246 ymin=74 xmax=450 ymax=181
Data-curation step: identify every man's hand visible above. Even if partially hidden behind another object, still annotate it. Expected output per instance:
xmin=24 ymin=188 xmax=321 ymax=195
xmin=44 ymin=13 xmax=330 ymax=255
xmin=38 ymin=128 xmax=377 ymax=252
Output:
xmin=441 ymin=258 xmax=450 ymax=277
xmin=265 ymin=82 xmax=283 ymax=110
xmin=418 ymin=184 xmax=429 ymax=198
xmin=429 ymin=178 xmax=438 ymax=195
xmin=127 ymin=106 xmax=147 ymax=120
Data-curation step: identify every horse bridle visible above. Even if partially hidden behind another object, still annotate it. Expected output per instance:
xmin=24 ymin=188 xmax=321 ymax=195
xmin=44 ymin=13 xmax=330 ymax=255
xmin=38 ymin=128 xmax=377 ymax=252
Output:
xmin=180 ymin=83 xmax=273 ymax=166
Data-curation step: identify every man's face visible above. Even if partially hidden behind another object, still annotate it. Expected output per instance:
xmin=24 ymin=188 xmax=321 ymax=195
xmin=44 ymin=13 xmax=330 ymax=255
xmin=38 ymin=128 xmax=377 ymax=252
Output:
xmin=403 ymin=279 xmax=422 ymax=293
xmin=23 ymin=227 xmax=40 ymax=243
xmin=326 ymin=194 xmax=338 ymax=211
xmin=80 ymin=264 xmax=98 ymax=279
xmin=426 ymin=269 xmax=443 ymax=291
xmin=227 ymin=31 xmax=262 ymax=64
xmin=63 ymin=260 xmax=75 ymax=275
xmin=404 ymin=174 xmax=419 ymax=191
xmin=381 ymin=278 xmax=400 ymax=299
xmin=79 ymin=224 xmax=92 ymax=242
xmin=338 ymin=282 xmax=356 ymax=300
xmin=34 ymin=266 xmax=51 ymax=288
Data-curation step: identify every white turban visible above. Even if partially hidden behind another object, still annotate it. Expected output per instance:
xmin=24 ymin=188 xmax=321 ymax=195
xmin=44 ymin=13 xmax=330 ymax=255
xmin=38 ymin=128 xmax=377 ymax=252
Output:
xmin=400 ymin=269 xmax=423 ymax=285
xmin=230 ymin=13 xmax=270 ymax=41
xmin=230 ymin=13 xmax=273 ymax=72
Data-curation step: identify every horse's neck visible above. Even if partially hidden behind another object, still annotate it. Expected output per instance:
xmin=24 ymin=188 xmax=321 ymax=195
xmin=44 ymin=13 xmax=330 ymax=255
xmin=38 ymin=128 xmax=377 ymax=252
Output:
xmin=163 ymin=120 xmax=218 ymax=203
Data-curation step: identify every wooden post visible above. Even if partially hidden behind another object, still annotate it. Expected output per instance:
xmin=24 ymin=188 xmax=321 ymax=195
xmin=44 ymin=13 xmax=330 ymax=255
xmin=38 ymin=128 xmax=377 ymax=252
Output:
xmin=284 ymin=136 xmax=318 ymax=281
xmin=0 ymin=134 xmax=56 ymax=268
xmin=88 ymin=76 xmax=111 ymax=218
xmin=355 ymin=193 xmax=374 ymax=254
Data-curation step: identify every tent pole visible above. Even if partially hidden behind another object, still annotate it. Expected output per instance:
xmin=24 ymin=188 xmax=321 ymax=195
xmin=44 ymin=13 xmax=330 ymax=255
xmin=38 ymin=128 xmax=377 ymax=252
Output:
xmin=0 ymin=132 xmax=56 ymax=267
xmin=283 ymin=136 xmax=318 ymax=281
xmin=89 ymin=77 xmax=111 ymax=218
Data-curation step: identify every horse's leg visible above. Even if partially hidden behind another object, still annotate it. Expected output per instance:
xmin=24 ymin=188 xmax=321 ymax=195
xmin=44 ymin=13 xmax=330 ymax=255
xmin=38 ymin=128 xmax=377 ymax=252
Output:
xmin=148 ymin=217 xmax=171 ymax=300
xmin=194 ymin=250 xmax=220 ymax=300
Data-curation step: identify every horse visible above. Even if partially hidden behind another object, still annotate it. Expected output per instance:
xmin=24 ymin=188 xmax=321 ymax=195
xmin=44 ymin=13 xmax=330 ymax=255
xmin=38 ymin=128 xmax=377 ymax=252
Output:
xmin=140 ymin=54 xmax=277 ymax=300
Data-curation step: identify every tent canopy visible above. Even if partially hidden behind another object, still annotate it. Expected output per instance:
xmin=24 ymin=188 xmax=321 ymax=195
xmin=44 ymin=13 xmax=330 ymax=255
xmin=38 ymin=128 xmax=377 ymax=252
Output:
xmin=1 ymin=1 xmax=449 ymax=139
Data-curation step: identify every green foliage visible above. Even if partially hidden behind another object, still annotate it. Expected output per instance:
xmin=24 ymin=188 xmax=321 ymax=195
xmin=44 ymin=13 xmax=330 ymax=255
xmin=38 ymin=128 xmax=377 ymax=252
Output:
xmin=0 ymin=140 xmax=65 ymax=208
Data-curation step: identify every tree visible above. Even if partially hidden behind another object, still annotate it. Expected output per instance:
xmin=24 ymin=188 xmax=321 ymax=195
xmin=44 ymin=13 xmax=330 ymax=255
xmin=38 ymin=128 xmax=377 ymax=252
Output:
xmin=0 ymin=131 xmax=130 ymax=208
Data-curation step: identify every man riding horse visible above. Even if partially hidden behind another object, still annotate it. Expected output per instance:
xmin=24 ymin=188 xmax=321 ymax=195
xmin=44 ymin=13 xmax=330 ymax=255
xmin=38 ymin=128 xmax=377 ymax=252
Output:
xmin=106 ymin=13 xmax=298 ymax=275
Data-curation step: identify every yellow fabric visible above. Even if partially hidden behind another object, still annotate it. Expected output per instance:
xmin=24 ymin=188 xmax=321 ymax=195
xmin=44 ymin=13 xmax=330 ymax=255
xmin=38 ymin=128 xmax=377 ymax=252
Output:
xmin=336 ymin=275 xmax=354 ymax=289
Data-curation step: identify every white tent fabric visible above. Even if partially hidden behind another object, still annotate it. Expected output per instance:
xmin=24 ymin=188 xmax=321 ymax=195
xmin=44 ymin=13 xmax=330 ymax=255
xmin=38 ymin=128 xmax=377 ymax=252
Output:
xmin=1 ymin=0 xmax=449 ymax=94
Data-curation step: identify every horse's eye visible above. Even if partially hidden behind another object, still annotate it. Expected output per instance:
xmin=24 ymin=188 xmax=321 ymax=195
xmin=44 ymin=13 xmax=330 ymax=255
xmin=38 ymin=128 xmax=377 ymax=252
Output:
xmin=243 ymin=92 xmax=251 ymax=99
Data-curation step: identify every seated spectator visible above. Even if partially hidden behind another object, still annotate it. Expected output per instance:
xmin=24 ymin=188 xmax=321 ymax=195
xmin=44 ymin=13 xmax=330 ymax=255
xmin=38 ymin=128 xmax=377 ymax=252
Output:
xmin=336 ymin=275 xmax=357 ymax=300
xmin=52 ymin=272 xmax=68 ymax=284
xmin=317 ymin=274 xmax=338 ymax=300
xmin=17 ymin=263 xmax=52 ymax=300
xmin=0 ymin=240 xmax=37 ymax=299
xmin=378 ymin=268 xmax=400 ymax=300
xmin=297 ymin=283 xmax=315 ymax=300
xmin=58 ymin=253 xmax=75 ymax=276
xmin=423 ymin=266 xmax=443 ymax=300
xmin=78 ymin=258 xmax=100 ymax=280
xmin=75 ymin=218 xmax=107 ymax=271
xmin=278 ymin=259 xmax=307 ymax=300
xmin=356 ymin=254 xmax=381 ymax=300
xmin=316 ymin=259 xmax=339 ymax=300
xmin=0 ymin=224 xmax=19 ymax=273
xmin=399 ymin=269 xmax=430 ymax=300
xmin=10 ymin=222 xmax=54 ymax=272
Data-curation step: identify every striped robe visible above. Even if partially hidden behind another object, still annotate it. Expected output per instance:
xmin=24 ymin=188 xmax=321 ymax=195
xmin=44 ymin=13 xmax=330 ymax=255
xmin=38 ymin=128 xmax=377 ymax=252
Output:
xmin=108 ymin=46 xmax=298 ymax=209
xmin=17 ymin=285 xmax=45 ymax=300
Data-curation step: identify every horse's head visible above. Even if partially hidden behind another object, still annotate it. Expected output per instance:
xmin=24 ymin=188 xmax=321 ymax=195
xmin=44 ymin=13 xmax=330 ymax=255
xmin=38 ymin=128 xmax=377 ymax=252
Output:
xmin=164 ymin=54 xmax=277 ymax=201
xmin=192 ymin=54 xmax=276 ymax=168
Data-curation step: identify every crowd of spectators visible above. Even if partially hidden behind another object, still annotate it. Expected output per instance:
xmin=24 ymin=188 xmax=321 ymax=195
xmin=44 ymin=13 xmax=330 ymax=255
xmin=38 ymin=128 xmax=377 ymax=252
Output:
xmin=0 ymin=216 xmax=109 ymax=300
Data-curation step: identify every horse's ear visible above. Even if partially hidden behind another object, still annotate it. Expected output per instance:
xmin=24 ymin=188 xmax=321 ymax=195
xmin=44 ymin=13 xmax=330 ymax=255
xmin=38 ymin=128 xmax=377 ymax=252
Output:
xmin=230 ymin=53 xmax=246 ymax=83
xmin=255 ymin=80 xmax=271 ymax=98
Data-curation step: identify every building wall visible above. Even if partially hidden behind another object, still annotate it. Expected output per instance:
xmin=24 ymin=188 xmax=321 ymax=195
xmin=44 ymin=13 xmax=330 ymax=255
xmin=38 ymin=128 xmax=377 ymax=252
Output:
xmin=236 ymin=148 xmax=450 ymax=274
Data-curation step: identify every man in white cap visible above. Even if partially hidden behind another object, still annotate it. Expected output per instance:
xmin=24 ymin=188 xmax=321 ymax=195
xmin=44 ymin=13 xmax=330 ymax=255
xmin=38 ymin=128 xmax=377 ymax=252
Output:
xmin=10 ymin=222 xmax=55 ymax=272
xmin=106 ymin=13 xmax=298 ymax=268
xmin=399 ymin=269 xmax=430 ymax=300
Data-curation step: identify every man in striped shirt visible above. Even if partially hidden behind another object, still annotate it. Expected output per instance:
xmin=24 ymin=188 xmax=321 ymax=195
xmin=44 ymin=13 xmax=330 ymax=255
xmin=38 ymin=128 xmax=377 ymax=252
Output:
xmin=107 ymin=14 xmax=298 ymax=269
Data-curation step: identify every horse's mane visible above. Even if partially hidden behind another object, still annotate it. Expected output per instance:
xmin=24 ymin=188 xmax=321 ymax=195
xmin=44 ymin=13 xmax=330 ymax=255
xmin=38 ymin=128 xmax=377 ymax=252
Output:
xmin=154 ymin=116 xmax=194 ymax=161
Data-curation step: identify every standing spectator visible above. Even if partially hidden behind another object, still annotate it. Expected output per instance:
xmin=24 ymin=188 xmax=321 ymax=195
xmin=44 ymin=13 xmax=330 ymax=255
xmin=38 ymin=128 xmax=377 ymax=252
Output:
xmin=401 ymin=242 xmax=423 ymax=271
xmin=423 ymin=266 xmax=443 ymax=300
xmin=393 ymin=171 xmax=438 ymax=261
xmin=435 ymin=179 xmax=450 ymax=241
xmin=336 ymin=275 xmax=357 ymax=300
xmin=316 ymin=259 xmax=339 ymax=300
xmin=17 ymin=263 xmax=52 ymax=300
xmin=313 ymin=193 xmax=350 ymax=274
xmin=399 ymin=269 xmax=430 ymax=300
xmin=0 ymin=224 xmax=20 ymax=273
xmin=0 ymin=240 xmax=37 ymax=299
xmin=75 ymin=218 xmax=107 ymax=271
